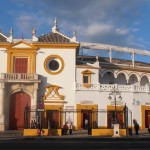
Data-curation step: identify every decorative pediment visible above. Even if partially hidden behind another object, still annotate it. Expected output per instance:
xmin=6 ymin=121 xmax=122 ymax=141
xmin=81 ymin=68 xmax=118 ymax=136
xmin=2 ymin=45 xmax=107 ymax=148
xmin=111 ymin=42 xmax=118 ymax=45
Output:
xmin=8 ymin=40 xmax=37 ymax=49
xmin=43 ymin=85 xmax=65 ymax=101
xmin=81 ymin=70 xmax=94 ymax=74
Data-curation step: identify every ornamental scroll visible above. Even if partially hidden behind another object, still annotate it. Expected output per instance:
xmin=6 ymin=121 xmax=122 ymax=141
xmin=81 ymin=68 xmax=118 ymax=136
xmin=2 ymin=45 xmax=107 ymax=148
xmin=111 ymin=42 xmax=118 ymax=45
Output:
xmin=43 ymin=85 xmax=64 ymax=100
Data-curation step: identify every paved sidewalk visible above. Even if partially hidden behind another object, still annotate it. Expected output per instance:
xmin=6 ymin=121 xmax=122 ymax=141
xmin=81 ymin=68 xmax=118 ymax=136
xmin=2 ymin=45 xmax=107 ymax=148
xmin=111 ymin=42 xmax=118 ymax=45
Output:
xmin=0 ymin=129 xmax=149 ymax=139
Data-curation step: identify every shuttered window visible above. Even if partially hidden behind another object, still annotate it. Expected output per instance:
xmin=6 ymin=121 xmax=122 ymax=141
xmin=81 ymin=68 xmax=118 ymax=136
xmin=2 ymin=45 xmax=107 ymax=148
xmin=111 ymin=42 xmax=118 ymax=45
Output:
xmin=14 ymin=58 xmax=28 ymax=73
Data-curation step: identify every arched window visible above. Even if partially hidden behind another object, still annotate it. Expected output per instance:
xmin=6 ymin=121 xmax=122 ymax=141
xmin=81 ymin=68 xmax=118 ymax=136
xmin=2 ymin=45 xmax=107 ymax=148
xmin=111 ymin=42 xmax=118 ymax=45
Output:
xmin=102 ymin=71 xmax=114 ymax=84
xmin=140 ymin=76 xmax=149 ymax=86
xmin=116 ymin=73 xmax=127 ymax=85
xmin=128 ymin=74 xmax=138 ymax=85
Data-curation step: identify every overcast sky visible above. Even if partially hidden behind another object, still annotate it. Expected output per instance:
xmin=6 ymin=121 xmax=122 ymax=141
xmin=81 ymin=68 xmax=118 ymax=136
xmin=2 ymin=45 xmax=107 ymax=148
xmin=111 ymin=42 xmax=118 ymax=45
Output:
xmin=1 ymin=0 xmax=150 ymax=62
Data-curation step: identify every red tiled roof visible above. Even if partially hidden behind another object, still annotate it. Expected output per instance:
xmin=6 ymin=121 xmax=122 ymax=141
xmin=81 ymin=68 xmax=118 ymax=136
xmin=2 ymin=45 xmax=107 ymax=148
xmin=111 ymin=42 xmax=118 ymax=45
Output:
xmin=76 ymin=55 xmax=150 ymax=68
xmin=0 ymin=34 xmax=7 ymax=42
xmin=38 ymin=32 xmax=71 ymax=43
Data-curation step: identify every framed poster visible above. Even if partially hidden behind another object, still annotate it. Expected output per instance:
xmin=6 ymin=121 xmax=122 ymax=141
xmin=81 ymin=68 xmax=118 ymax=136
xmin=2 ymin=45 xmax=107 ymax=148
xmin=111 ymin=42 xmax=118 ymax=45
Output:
xmin=66 ymin=106 xmax=74 ymax=124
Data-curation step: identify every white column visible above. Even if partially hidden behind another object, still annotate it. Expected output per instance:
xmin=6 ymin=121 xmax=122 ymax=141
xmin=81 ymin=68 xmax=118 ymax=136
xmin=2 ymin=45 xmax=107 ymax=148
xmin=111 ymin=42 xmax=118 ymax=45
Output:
xmin=32 ymin=83 xmax=38 ymax=108
xmin=109 ymin=48 xmax=112 ymax=63
xmin=0 ymin=83 xmax=5 ymax=131
xmin=0 ymin=83 xmax=5 ymax=114
xmin=131 ymin=52 xmax=135 ymax=67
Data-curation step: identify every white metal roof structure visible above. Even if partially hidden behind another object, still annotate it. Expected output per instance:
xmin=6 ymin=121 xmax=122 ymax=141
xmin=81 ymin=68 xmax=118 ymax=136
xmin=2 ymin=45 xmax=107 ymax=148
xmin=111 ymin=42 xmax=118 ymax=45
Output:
xmin=80 ymin=42 xmax=150 ymax=67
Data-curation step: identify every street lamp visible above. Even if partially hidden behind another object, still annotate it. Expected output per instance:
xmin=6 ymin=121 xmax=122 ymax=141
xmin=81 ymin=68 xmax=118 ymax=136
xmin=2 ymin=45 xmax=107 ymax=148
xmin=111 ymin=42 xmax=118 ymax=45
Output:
xmin=108 ymin=86 xmax=122 ymax=137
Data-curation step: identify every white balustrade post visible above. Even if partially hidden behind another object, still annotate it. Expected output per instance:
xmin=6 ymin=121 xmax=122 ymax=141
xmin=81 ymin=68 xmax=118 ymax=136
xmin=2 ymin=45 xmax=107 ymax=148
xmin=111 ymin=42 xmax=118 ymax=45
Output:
xmin=146 ymin=84 xmax=150 ymax=93
xmin=131 ymin=85 xmax=135 ymax=93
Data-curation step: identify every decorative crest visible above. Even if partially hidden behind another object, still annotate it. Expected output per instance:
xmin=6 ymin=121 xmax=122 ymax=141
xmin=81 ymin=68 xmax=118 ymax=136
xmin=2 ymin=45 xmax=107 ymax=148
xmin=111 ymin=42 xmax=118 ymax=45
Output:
xmin=52 ymin=18 xmax=59 ymax=33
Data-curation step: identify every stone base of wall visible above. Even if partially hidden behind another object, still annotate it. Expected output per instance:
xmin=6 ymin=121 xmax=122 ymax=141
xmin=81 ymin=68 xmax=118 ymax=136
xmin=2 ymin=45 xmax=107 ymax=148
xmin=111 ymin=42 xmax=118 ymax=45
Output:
xmin=0 ymin=125 xmax=5 ymax=131
xmin=23 ymin=129 xmax=62 ymax=136
xmin=92 ymin=129 xmax=126 ymax=136
xmin=0 ymin=115 xmax=5 ymax=131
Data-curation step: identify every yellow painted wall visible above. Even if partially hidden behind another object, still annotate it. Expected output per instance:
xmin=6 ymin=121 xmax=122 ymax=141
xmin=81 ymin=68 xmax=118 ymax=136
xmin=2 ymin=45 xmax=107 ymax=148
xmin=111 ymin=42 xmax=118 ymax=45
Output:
xmin=107 ymin=105 xmax=124 ymax=111
xmin=92 ymin=129 xmax=126 ymax=136
xmin=141 ymin=105 xmax=150 ymax=129
xmin=23 ymin=129 xmax=48 ymax=136
xmin=23 ymin=129 xmax=62 ymax=136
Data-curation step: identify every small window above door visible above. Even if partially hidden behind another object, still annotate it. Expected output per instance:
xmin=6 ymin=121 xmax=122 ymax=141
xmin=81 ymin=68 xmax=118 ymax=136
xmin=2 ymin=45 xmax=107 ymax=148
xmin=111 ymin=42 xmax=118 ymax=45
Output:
xmin=81 ymin=70 xmax=94 ymax=88
xmin=14 ymin=57 xmax=28 ymax=73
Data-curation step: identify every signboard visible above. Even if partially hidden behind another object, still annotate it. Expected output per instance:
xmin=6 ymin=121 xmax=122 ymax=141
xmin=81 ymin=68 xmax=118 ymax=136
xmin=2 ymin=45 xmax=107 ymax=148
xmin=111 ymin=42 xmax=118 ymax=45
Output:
xmin=66 ymin=106 xmax=74 ymax=124
xmin=37 ymin=109 xmax=44 ymax=111
xmin=37 ymin=102 xmax=44 ymax=109
xmin=111 ymin=101 xmax=123 ymax=106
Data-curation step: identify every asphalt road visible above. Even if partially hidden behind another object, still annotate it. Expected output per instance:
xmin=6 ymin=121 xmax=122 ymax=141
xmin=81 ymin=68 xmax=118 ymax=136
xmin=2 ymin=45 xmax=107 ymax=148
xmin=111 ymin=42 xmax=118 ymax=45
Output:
xmin=1 ymin=136 xmax=150 ymax=150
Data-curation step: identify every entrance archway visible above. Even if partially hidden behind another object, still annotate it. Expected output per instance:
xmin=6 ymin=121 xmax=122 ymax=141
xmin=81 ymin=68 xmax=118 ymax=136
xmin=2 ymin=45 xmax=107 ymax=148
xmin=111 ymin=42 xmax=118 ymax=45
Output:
xmin=9 ymin=92 xmax=31 ymax=130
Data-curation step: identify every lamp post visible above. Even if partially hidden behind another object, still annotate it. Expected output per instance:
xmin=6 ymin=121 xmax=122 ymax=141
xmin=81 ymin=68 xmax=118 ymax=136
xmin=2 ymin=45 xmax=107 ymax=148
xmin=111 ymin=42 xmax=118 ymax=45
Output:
xmin=108 ymin=86 xmax=122 ymax=137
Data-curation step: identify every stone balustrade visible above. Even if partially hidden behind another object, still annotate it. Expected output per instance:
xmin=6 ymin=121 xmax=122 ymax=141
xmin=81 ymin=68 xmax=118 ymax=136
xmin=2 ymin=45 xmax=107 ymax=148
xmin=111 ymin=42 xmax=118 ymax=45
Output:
xmin=75 ymin=82 xmax=150 ymax=93
xmin=0 ymin=73 xmax=38 ymax=80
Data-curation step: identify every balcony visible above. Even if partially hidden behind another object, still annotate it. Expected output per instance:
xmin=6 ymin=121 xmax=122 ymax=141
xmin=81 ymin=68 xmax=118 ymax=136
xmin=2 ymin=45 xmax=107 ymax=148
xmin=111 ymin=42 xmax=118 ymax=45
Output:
xmin=75 ymin=83 xmax=150 ymax=93
xmin=0 ymin=73 xmax=40 ymax=83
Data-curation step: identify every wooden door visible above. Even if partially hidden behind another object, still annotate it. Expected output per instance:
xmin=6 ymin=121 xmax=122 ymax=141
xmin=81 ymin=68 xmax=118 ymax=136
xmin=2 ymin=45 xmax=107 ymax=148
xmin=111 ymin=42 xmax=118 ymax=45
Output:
xmin=145 ymin=110 xmax=150 ymax=128
xmin=107 ymin=111 xmax=113 ymax=128
xmin=107 ymin=111 xmax=123 ymax=128
xmin=9 ymin=92 xmax=31 ymax=130
xmin=14 ymin=58 xmax=28 ymax=73
xmin=47 ymin=110 xmax=59 ymax=129
xmin=117 ymin=111 xmax=123 ymax=128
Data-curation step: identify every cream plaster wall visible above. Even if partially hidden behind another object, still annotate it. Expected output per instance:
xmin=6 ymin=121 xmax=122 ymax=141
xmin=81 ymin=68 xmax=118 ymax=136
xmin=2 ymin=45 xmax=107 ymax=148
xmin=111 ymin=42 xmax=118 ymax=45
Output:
xmin=0 ymin=49 xmax=7 ymax=73
xmin=36 ymin=48 xmax=76 ymax=108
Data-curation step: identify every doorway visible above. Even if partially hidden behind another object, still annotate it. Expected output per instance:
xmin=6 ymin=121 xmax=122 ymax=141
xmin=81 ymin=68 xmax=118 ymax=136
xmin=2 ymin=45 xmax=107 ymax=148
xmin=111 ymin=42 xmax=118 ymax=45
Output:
xmin=81 ymin=110 xmax=92 ymax=129
xmin=9 ymin=92 xmax=31 ymax=130
xmin=46 ymin=110 xmax=59 ymax=129
xmin=145 ymin=110 xmax=150 ymax=128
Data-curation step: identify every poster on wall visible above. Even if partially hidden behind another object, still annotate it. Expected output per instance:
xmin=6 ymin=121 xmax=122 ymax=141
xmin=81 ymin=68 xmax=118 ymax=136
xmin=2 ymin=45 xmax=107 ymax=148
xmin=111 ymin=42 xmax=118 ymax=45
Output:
xmin=66 ymin=106 xmax=74 ymax=124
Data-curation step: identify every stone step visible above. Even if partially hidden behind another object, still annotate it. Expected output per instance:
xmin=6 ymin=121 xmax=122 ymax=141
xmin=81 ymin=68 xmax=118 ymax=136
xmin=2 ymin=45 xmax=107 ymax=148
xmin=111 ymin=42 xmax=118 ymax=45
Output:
xmin=0 ymin=130 xmax=23 ymax=136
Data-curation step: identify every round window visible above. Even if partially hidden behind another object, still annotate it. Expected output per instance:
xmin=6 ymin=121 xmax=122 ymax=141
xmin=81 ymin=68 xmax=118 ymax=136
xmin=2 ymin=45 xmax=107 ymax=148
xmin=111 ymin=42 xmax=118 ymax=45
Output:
xmin=44 ymin=55 xmax=64 ymax=75
xmin=48 ymin=60 xmax=59 ymax=71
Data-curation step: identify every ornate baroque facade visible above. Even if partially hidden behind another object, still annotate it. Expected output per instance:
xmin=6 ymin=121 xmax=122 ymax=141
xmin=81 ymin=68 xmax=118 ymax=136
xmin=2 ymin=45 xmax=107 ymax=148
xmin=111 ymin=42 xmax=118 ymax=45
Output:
xmin=0 ymin=20 xmax=150 ymax=132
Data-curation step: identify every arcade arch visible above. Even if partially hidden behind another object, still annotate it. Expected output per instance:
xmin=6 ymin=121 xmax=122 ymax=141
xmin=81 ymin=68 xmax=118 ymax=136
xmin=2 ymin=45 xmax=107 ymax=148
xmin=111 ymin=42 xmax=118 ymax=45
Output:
xmin=128 ymin=74 xmax=139 ymax=85
xmin=140 ymin=75 xmax=149 ymax=86
xmin=101 ymin=71 xmax=115 ymax=84
xmin=116 ymin=73 xmax=127 ymax=85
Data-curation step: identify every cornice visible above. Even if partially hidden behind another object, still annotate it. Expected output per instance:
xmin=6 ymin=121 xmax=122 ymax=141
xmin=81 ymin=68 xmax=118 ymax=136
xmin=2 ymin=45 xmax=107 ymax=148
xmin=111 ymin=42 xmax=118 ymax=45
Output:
xmin=33 ymin=43 xmax=79 ymax=49
xmin=101 ymin=65 xmax=150 ymax=73
xmin=0 ymin=43 xmax=10 ymax=48
xmin=76 ymin=65 xmax=100 ymax=69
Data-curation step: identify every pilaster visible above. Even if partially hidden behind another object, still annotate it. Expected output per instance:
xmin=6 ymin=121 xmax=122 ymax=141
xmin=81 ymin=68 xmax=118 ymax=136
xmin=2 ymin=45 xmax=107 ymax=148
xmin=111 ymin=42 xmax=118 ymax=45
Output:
xmin=32 ymin=83 xmax=38 ymax=108
xmin=0 ymin=82 xmax=5 ymax=131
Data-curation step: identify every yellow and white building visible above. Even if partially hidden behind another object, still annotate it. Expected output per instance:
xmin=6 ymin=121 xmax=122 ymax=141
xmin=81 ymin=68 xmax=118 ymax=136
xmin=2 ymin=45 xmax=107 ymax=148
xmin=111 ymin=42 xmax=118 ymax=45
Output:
xmin=0 ymin=20 xmax=150 ymax=135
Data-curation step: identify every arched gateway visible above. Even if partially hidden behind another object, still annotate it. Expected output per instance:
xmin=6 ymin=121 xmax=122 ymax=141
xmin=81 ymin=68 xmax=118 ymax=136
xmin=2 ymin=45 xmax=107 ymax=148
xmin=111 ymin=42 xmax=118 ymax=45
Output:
xmin=9 ymin=92 xmax=31 ymax=130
